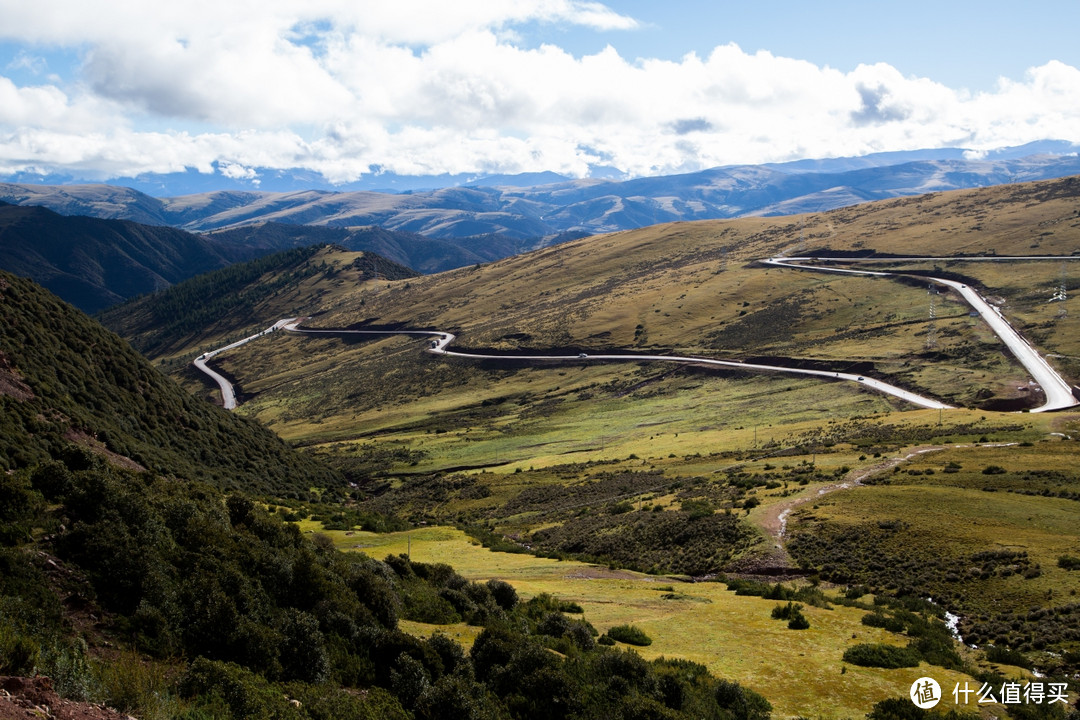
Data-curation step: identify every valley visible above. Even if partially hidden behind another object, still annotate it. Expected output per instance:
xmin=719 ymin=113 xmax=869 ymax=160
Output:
xmin=3 ymin=174 xmax=1079 ymax=719
xmin=4 ymin=6 xmax=1080 ymax=718
xmin=143 ymin=177 xmax=1080 ymax=714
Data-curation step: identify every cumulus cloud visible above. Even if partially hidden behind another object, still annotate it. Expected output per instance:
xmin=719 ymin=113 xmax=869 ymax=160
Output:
xmin=0 ymin=1 xmax=1078 ymax=182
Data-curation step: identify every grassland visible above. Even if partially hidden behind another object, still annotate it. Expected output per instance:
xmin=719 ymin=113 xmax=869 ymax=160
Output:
xmin=323 ymin=525 xmax=1006 ymax=719
xmin=211 ymin=179 xmax=1080 ymax=453
xmin=117 ymin=175 xmax=1080 ymax=714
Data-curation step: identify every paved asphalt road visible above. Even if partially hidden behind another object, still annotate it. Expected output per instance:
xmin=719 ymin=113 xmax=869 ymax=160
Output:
xmin=192 ymin=255 xmax=1076 ymax=413
xmin=764 ymin=257 xmax=1078 ymax=412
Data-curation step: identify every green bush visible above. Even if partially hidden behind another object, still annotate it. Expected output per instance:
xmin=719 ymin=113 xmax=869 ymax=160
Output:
xmin=606 ymin=624 xmax=652 ymax=646
xmin=984 ymin=644 xmax=1033 ymax=670
xmin=770 ymin=601 xmax=802 ymax=620
xmin=0 ymin=623 xmax=39 ymax=675
xmin=179 ymin=657 xmax=305 ymax=720
xmin=787 ymin=614 xmax=810 ymax=630
xmin=861 ymin=612 xmax=905 ymax=633
xmin=485 ymin=579 xmax=518 ymax=610
xmin=842 ymin=643 xmax=921 ymax=669
xmin=771 ymin=601 xmax=810 ymax=629
xmin=1057 ymin=555 xmax=1080 ymax=571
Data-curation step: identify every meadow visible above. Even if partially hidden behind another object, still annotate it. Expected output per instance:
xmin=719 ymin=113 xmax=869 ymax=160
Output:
xmin=329 ymin=526 xmax=987 ymax=719
xmin=137 ymin=177 xmax=1080 ymax=714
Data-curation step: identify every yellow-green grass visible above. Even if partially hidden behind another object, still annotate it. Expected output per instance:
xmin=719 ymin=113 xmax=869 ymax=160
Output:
xmin=218 ymin=255 xmax=1066 ymax=464
xmin=397 ymin=619 xmax=485 ymax=650
xmin=164 ymin=179 xmax=1080 ymax=428
xmin=231 ymin=339 xmax=1042 ymax=478
xmin=786 ymin=443 xmax=1080 ymax=616
xmin=331 ymin=525 xmax=980 ymax=719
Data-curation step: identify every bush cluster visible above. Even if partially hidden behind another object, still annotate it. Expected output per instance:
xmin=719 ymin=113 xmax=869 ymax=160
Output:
xmin=770 ymin=602 xmax=810 ymax=630
xmin=1 ymin=448 xmax=772 ymax=720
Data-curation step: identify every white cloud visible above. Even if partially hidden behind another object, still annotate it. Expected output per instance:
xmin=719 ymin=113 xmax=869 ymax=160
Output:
xmin=0 ymin=2 xmax=1078 ymax=182
xmin=5 ymin=50 xmax=47 ymax=75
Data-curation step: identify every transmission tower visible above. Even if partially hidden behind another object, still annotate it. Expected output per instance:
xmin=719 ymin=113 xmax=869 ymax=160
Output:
xmin=1051 ymin=262 xmax=1067 ymax=318
xmin=925 ymin=285 xmax=938 ymax=350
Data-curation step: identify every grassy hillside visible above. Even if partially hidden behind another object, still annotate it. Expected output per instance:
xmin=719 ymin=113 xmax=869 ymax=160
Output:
xmin=205 ymin=222 xmax=492 ymax=274
xmin=0 ymin=270 xmax=339 ymax=494
xmin=214 ymin=176 xmax=1079 ymax=450
xmin=106 ymin=176 xmax=1080 ymax=714
xmin=0 ymin=203 xmax=248 ymax=313
xmin=100 ymin=245 xmax=417 ymax=363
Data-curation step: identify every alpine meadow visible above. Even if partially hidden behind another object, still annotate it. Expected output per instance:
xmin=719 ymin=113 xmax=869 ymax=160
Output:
xmin=55 ymin=175 xmax=1079 ymax=718
xmin=3 ymin=3 xmax=1080 ymax=718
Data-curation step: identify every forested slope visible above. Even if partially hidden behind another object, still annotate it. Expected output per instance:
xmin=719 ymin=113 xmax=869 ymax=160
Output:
xmin=100 ymin=244 xmax=417 ymax=359
xmin=0 ymin=270 xmax=339 ymax=494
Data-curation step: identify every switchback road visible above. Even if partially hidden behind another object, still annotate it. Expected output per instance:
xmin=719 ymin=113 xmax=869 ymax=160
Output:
xmin=764 ymin=256 xmax=1079 ymax=412
xmin=193 ymin=256 xmax=1077 ymax=413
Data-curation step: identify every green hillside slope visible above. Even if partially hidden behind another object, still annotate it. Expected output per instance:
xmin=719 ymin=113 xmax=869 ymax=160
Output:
xmin=0 ymin=279 xmax=771 ymax=720
xmin=100 ymin=245 xmax=418 ymax=366
xmin=0 ymin=270 xmax=339 ymax=494
xmin=79 ymin=176 xmax=1080 ymax=714
xmin=0 ymin=203 xmax=250 ymax=314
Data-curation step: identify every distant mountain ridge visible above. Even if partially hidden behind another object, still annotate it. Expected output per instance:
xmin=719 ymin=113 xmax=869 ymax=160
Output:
xmin=2 ymin=143 xmax=1079 ymax=241
xmin=0 ymin=202 xmax=538 ymax=313
xmin=0 ymin=203 xmax=248 ymax=314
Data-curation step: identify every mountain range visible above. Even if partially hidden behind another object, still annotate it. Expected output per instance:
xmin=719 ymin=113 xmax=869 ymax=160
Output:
xmin=0 ymin=200 xmax=580 ymax=313
xmin=3 ymin=143 xmax=1079 ymax=242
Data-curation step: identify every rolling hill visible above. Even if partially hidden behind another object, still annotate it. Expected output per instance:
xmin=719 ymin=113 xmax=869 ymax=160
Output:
xmin=202 ymin=221 xmax=553 ymax=273
xmin=0 ymin=269 xmax=340 ymax=493
xmin=3 ymin=148 xmax=1079 ymax=242
xmin=92 ymin=173 xmax=1080 ymax=715
xmin=99 ymin=244 xmax=418 ymax=362
xmin=0 ymin=202 xmax=246 ymax=314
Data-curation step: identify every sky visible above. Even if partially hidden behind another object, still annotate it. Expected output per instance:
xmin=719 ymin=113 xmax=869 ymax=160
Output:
xmin=1 ymin=0 xmax=1079 ymax=186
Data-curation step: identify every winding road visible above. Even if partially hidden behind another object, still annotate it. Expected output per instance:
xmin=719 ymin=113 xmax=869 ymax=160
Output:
xmin=193 ymin=256 xmax=1078 ymax=414
xmin=764 ymin=256 xmax=1078 ymax=412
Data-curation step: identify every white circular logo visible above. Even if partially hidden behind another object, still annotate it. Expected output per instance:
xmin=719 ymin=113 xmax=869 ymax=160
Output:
xmin=910 ymin=677 xmax=941 ymax=709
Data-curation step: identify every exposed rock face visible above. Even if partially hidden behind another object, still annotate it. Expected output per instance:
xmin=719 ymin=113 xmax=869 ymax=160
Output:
xmin=0 ymin=676 xmax=133 ymax=720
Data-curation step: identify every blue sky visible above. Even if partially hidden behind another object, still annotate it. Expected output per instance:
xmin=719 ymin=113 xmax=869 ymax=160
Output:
xmin=1 ymin=1 xmax=1078 ymax=186
xmin=529 ymin=1 xmax=1080 ymax=92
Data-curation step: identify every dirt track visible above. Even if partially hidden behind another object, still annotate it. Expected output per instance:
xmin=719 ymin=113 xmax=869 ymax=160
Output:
xmin=758 ymin=446 xmax=947 ymax=550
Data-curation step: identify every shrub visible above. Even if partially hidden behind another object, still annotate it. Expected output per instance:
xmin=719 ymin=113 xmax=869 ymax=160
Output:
xmin=485 ymin=579 xmax=518 ymax=610
xmin=179 ymin=657 xmax=304 ymax=720
xmin=861 ymin=612 xmax=905 ymax=633
xmin=0 ymin=625 xmax=39 ymax=675
xmin=842 ymin=643 xmax=921 ymax=669
xmin=606 ymin=624 xmax=652 ymax=646
xmin=1057 ymin=555 xmax=1080 ymax=571
xmin=984 ymin=644 xmax=1033 ymax=670
xmin=787 ymin=614 xmax=810 ymax=630
xmin=714 ymin=679 xmax=772 ymax=720
xmin=771 ymin=602 xmax=802 ymax=620
xmin=772 ymin=601 xmax=810 ymax=629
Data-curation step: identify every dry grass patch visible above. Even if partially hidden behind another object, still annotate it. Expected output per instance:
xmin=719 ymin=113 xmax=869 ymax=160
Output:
xmin=334 ymin=526 xmax=982 ymax=718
